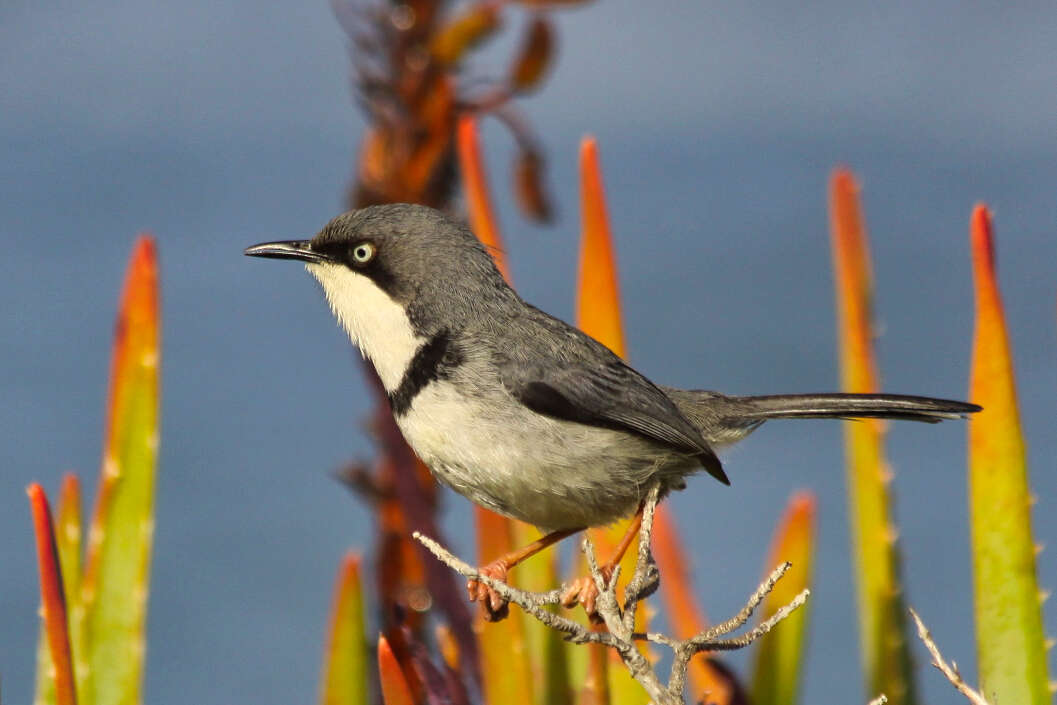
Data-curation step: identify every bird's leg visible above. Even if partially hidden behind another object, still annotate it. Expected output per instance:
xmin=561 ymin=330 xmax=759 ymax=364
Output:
xmin=468 ymin=526 xmax=583 ymax=622
xmin=560 ymin=508 xmax=645 ymax=621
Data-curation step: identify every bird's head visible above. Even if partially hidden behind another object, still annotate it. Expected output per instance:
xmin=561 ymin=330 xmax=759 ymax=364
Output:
xmin=245 ymin=204 xmax=511 ymax=388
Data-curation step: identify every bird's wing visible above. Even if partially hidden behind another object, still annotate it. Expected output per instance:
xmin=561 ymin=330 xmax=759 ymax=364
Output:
xmin=499 ymin=358 xmax=729 ymax=485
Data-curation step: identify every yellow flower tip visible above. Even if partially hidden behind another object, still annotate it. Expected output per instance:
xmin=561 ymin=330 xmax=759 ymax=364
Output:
xmin=1036 ymin=542 xmax=1046 ymax=556
xmin=1049 ymin=680 xmax=1057 ymax=694
xmin=1038 ymin=588 xmax=1052 ymax=605
xmin=1045 ymin=637 xmax=1055 ymax=651
xmin=882 ymin=523 xmax=900 ymax=545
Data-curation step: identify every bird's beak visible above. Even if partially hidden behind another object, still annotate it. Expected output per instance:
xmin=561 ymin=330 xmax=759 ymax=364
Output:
xmin=244 ymin=240 xmax=328 ymax=263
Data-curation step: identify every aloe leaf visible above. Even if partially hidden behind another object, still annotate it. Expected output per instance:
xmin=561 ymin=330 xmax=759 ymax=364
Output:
xmin=750 ymin=492 xmax=816 ymax=705
xmin=34 ymin=476 xmax=83 ymax=705
xmin=28 ymin=484 xmax=78 ymax=705
xmin=319 ymin=554 xmax=368 ymax=705
xmin=653 ymin=508 xmax=745 ymax=704
xmin=457 ymin=115 xmax=509 ymax=281
xmin=378 ymin=635 xmax=416 ymax=705
xmin=828 ymin=170 xmax=917 ymax=705
xmin=80 ymin=237 xmax=160 ymax=705
xmin=967 ymin=205 xmax=1050 ymax=704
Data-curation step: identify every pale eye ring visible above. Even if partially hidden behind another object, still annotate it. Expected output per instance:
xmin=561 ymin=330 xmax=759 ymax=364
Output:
xmin=351 ymin=242 xmax=376 ymax=264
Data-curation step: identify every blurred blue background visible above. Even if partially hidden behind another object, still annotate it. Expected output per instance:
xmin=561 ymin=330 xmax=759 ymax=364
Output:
xmin=3 ymin=1 xmax=1056 ymax=703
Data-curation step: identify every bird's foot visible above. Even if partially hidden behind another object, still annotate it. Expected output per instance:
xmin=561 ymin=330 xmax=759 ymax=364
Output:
xmin=467 ymin=561 xmax=511 ymax=622
xmin=560 ymin=564 xmax=615 ymax=623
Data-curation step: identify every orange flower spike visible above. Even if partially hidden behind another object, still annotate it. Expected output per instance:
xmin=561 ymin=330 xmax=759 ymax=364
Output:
xmin=28 ymin=484 xmax=79 ymax=705
xmin=456 ymin=115 xmax=509 ymax=281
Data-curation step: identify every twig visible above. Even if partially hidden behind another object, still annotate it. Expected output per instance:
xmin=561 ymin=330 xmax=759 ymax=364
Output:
xmin=413 ymin=532 xmax=621 ymax=647
xmin=413 ymin=483 xmax=809 ymax=704
xmin=909 ymin=608 xmax=993 ymax=705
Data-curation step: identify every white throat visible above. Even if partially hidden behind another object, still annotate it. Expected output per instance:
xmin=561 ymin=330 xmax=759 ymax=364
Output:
xmin=306 ymin=262 xmax=424 ymax=391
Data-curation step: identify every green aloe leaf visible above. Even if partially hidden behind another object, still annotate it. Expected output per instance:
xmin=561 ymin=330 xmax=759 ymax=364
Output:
xmin=319 ymin=553 xmax=368 ymax=705
xmin=828 ymin=170 xmax=917 ymax=705
xmin=750 ymin=492 xmax=816 ymax=705
xmin=80 ymin=237 xmax=160 ymax=705
xmin=967 ymin=205 xmax=1050 ymax=704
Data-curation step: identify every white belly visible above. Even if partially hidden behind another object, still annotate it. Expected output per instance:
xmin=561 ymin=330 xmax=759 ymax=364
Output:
xmin=395 ymin=381 xmax=687 ymax=530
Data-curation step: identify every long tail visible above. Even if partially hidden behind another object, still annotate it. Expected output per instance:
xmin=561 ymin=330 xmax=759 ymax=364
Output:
xmin=737 ymin=393 xmax=980 ymax=423
xmin=663 ymin=388 xmax=980 ymax=447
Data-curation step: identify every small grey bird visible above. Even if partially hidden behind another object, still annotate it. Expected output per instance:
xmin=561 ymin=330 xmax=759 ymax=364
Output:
xmin=246 ymin=203 xmax=979 ymax=618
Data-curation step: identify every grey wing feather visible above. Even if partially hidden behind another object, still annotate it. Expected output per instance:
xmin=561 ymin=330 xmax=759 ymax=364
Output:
xmin=501 ymin=358 xmax=730 ymax=485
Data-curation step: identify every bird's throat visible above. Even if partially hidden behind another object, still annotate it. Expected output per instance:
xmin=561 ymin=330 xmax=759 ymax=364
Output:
xmin=306 ymin=262 xmax=424 ymax=391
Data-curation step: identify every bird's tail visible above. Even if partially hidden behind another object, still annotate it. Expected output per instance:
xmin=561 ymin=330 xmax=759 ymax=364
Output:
xmin=735 ymin=393 xmax=980 ymax=423
xmin=663 ymin=388 xmax=980 ymax=447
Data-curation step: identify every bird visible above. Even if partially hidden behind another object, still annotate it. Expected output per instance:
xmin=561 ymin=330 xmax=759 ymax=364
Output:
xmin=245 ymin=203 xmax=980 ymax=620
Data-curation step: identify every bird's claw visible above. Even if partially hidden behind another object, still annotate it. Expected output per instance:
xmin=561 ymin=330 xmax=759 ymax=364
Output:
xmin=467 ymin=561 xmax=510 ymax=622
xmin=560 ymin=565 xmax=614 ymax=623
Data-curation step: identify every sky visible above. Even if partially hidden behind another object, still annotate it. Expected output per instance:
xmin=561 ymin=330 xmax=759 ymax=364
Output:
xmin=2 ymin=1 xmax=1056 ymax=704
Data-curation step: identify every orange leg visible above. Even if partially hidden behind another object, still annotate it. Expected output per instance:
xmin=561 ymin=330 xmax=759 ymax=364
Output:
xmin=561 ymin=508 xmax=645 ymax=619
xmin=468 ymin=526 xmax=583 ymax=621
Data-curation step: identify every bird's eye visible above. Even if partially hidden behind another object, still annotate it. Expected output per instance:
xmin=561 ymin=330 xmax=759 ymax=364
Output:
xmin=351 ymin=242 xmax=376 ymax=264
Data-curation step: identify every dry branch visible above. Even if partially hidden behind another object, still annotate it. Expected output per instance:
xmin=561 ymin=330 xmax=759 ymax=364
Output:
xmin=909 ymin=608 xmax=993 ymax=705
xmin=414 ymin=484 xmax=809 ymax=704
